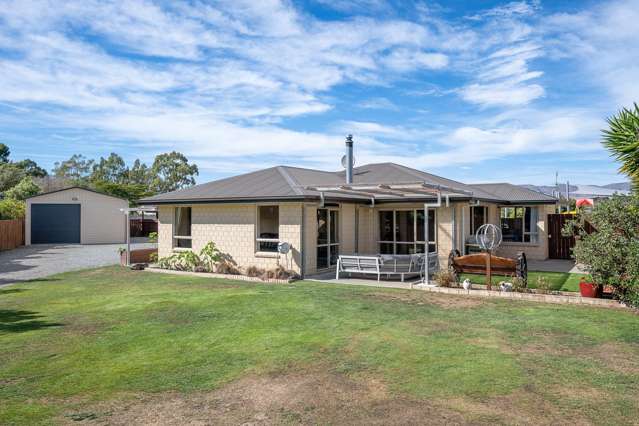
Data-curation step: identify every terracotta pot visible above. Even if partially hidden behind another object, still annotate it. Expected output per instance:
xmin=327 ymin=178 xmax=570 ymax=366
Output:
xmin=579 ymin=278 xmax=601 ymax=298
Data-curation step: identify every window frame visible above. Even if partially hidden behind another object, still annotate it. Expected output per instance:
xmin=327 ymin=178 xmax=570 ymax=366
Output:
xmin=499 ymin=205 xmax=539 ymax=244
xmin=470 ymin=205 xmax=487 ymax=235
xmin=377 ymin=208 xmax=437 ymax=255
xmin=316 ymin=207 xmax=340 ymax=270
xmin=256 ymin=205 xmax=280 ymax=253
xmin=172 ymin=206 xmax=192 ymax=249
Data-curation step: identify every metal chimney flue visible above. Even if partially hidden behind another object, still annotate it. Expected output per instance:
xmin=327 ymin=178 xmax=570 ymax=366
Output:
xmin=345 ymin=134 xmax=353 ymax=184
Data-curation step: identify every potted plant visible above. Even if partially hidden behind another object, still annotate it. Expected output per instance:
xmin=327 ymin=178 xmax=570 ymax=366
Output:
xmin=579 ymin=276 xmax=602 ymax=298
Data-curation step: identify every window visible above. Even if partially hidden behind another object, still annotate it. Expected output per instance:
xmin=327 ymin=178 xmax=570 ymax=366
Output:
xmin=378 ymin=209 xmax=436 ymax=255
xmin=173 ymin=207 xmax=192 ymax=248
xmin=500 ymin=206 xmax=538 ymax=243
xmin=471 ymin=206 xmax=487 ymax=235
xmin=317 ymin=208 xmax=339 ymax=269
xmin=257 ymin=205 xmax=279 ymax=252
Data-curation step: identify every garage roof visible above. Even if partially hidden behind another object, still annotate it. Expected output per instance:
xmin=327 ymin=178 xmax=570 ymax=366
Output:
xmin=27 ymin=186 xmax=129 ymax=202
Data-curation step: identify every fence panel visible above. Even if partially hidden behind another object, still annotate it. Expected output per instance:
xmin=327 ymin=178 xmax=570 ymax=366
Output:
xmin=0 ymin=219 xmax=25 ymax=250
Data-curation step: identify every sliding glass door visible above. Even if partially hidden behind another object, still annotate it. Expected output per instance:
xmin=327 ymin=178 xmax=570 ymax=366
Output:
xmin=378 ymin=209 xmax=436 ymax=255
xmin=317 ymin=208 xmax=339 ymax=269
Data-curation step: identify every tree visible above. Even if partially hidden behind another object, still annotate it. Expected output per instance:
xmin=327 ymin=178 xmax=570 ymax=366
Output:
xmin=92 ymin=181 xmax=153 ymax=205
xmin=128 ymin=159 xmax=150 ymax=186
xmin=0 ymin=163 xmax=25 ymax=192
xmin=603 ymin=103 xmax=639 ymax=189
xmin=0 ymin=198 xmax=25 ymax=219
xmin=15 ymin=159 xmax=48 ymax=178
xmin=4 ymin=176 xmax=41 ymax=200
xmin=52 ymin=154 xmax=94 ymax=181
xmin=565 ymin=194 xmax=639 ymax=308
xmin=0 ymin=143 xmax=9 ymax=163
xmin=150 ymin=151 xmax=198 ymax=193
xmin=91 ymin=153 xmax=128 ymax=184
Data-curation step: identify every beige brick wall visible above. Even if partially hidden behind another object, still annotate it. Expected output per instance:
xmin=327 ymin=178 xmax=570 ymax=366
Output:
xmin=157 ymin=203 xmax=303 ymax=273
xmin=157 ymin=200 xmax=556 ymax=276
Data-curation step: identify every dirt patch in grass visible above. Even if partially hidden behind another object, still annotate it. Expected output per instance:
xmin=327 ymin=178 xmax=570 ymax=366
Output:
xmin=444 ymin=389 xmax=593 ymax=425
xmin=365 ymin=290 xmax=484 ymax=309
xmin=520 ymin=336 xmax=639 ymax=374
xmin=72 ymin=369 xmax=465 ymax=425
xmin=62 ymin=369 xmax=602 ymax=425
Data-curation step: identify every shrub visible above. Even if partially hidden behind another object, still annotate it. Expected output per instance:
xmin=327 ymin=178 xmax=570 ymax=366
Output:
xmin=199 ymin=242 xmax=222 ymax=272
xmin=564 ymin=194 xmax=639 ymax=308
xmin=216 ymin=257 xmax=240 ymax=275
xmin=157 ymin=251 xmax=201 ymax=272
xmin=148 ymin=232 xmax=158 ymax=243
xmin=535 ymin=276 xmax=552 ymax=294
xmin=245 ymin=265 xmax=264 ymax=277
xmin=511 ymin=276 xmax=528 ymax=293
xmin=149 ymin=252 xmax=158 ymax=263
xmin=433 ymin=269 xmax=457 ymax=287
xmin=4 ymin=176 xmax=40 ymax=200
xmin=0 ymin=198 xmax=25 ymax=219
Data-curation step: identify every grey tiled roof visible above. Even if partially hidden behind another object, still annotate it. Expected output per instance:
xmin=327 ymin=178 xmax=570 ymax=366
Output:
xmin=469 ymin=183 xmax=558 ymax=203
xmin=140 ymin=163 xmax=556 ymax=204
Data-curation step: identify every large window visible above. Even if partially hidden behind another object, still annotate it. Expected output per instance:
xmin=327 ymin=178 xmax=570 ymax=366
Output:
xmin=173 ymin=207 xmax=192 ymax=248
xmin=471 ymin=206 xmax=487 ymax=235
xmin=257 ymin=206 xmax=279 ymax=252
xmin=317 ymin=208 xmax=339 ymax=269
xmin=500 ymin=206 xmax=538 ymax=243
xmin=378 ymin=209 xmax=436 ymax=255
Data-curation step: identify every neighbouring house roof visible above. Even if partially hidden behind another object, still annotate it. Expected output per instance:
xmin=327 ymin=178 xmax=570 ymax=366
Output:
xmin=469 ymin=183 xmax=558 ymax=203
xmin=140 ymin=163 xmax=558 ymax=205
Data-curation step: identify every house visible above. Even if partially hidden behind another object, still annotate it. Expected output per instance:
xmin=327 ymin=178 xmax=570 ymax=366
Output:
xmin=140 ymin=140 xmax=557 ymax=278
xmin=26 ymin=187 xmax=128 ymax=245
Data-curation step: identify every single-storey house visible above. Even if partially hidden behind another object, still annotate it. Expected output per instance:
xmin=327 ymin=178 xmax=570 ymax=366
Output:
xmin=141 ymin=140 xmax=557 ymax=278
xmin=26 ymin=187 xmax=128 ymax=245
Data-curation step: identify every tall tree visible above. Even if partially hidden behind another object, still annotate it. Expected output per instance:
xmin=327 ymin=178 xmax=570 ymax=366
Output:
xmin=15 ymin=159 xmax=48 ymax=178
xmin=150 ymin=151 xmax=199 ymax=193
xmin=0 ymin=143 xmax=9 ymax=163
xmin=0 ymin=163 xmax=25 ymax=192
xmin=127 ymin=159 xmax=150 ymax=186
xmin=603 ymin=103 xmax=639 ymax=189
xmin=52 ymin=154 xmax=94 ymax=181
xmin=91 ymin=153 xmax=128 ymax=183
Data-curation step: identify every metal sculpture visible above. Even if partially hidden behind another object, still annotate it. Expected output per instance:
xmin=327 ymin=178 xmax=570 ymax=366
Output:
xmin=476 ymin=223 xmax=502 ymax=251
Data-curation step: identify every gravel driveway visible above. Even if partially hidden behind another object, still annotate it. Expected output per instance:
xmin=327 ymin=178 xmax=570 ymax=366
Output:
xmin=0 ymin=243 xmax=151 ymax=285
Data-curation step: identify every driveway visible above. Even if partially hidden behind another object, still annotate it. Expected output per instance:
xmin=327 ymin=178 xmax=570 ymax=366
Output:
xmin=0 ymin=244 xmax=149 ymax=286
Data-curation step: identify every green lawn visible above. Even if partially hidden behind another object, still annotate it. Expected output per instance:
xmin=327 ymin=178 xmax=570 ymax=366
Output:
xmin=1 ymin=267 xmax=638 ymax=425
xmin=460 ymin=270 xmax=584 ymax=292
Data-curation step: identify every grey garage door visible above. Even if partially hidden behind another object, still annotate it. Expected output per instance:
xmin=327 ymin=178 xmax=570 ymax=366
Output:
xmin=31 ymin=204 xmax=81 ymax=244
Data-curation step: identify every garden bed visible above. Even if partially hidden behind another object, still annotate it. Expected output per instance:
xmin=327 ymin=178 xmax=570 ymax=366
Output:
xmin=146 ymin=266 xmax=297 ymax=284
xmin=413 ymin=283 xmax=627 ymax=309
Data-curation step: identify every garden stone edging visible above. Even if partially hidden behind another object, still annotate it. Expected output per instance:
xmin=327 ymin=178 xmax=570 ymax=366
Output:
xmin=145 ymin=266 xmax=296 ymax=284
xmin=412 ymin=284 xmax=628 ymax=309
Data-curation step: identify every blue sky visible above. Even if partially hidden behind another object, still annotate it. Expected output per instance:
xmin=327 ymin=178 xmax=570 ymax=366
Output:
xmin=0 ymin=0 xmax=637 ymax=185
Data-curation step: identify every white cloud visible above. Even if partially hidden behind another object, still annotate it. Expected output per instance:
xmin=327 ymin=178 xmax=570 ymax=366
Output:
xmin=543 ymin=0 xmax=639 ymax=108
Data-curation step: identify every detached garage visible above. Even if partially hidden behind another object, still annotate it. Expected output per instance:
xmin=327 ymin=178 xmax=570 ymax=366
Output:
xmin=26 ymin=187 xmax=128 ymax=245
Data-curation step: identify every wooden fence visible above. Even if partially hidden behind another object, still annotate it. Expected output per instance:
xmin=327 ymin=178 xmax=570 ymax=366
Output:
xmin=0 ymin=219 xmax=25 ymax=250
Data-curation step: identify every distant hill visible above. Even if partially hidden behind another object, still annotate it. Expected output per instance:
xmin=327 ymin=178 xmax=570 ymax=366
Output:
xmin=602 ymin=182 xmax=632 ymax=191
xmin=520 ymin=182 xmax=631 ymax=198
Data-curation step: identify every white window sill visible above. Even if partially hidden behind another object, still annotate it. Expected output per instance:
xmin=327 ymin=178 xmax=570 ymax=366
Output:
xmin=255 ymin=251 xmax=279 ymax=258
xmin=172 ymin=247 xmax=193 ymax=252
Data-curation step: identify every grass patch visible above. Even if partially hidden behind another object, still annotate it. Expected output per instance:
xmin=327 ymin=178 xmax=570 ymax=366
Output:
xmin=459 ymin=270 xmax=584 ymax=292
xmin=1 ymin=266 xmax=637 ymax=425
